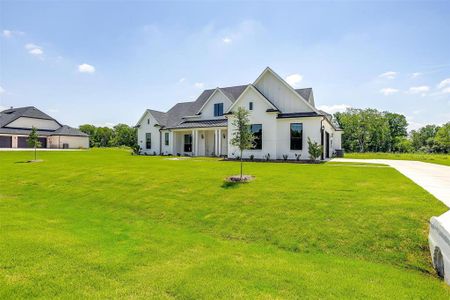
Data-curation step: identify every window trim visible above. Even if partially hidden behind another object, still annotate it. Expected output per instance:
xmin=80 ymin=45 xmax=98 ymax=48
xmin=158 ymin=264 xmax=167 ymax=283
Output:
xmin=214 ymin=103 xmax=224 ymax=117
xmin=290 ymin=123 xmax=303 ymax=150
xmin=145 ymin=133 xmax=151 ymax=149
xmin=250 ymin=124 xmax=262 ymax=150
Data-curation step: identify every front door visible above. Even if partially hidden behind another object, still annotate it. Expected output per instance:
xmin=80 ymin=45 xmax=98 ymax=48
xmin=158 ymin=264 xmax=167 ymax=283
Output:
xmin=325 ymin=132 xmax=330 ymax=158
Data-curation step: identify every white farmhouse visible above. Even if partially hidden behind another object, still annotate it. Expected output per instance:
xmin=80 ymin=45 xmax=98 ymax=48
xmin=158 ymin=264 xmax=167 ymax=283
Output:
xmin=136 ymin=67 xmax=342 ymax=160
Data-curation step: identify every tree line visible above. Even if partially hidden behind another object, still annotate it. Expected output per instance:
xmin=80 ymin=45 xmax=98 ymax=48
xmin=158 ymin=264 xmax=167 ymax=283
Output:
xmin=334 ymin=108 xmax=449 ymax=153
xmin=79 ymin=124 xmax=137 ymax=148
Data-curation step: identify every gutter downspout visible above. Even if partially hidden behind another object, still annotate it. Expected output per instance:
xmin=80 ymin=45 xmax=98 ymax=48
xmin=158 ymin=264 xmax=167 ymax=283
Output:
xmin=320 ymin=117 xmax=325 ymax=161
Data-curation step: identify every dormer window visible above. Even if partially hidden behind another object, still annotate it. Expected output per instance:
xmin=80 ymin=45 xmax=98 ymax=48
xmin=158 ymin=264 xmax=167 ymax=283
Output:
xmin=249 ymin=102 xmax=253 ymax=110
xmin=214 ymin=103 xmax=224 ymax=117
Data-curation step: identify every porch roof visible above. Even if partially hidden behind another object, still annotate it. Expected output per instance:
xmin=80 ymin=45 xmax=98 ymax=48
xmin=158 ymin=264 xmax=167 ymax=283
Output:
xmin=171 ymin=119 xmax=227 ymax=129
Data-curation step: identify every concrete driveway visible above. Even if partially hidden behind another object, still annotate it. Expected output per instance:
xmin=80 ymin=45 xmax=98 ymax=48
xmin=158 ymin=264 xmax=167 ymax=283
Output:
xmin=332 ymin=158 xmax=450 ymax=207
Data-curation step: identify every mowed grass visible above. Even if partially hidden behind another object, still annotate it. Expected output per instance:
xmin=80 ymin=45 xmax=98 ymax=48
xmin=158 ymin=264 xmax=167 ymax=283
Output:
xmin=1 ymin=149 xmax=449 ymax=299
xmin=346 ymin=152 xmax=450 ymax=166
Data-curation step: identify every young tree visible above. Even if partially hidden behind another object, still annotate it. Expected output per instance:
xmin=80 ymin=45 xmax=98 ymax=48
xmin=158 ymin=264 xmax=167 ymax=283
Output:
xmin=307 ymin=137 xmax=322 ymax=161
xmin=230 ymin=107 xmax=255 ymax=180
xmin=27 ymin=126 xmax=41 ymax=161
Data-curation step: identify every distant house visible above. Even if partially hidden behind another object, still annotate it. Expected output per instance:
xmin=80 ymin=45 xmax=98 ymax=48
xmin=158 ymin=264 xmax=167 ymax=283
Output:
xmin=136 ymin=67 xmax=342 ymax=160
xmin=0 ymin=106 xmax=89 ymax=149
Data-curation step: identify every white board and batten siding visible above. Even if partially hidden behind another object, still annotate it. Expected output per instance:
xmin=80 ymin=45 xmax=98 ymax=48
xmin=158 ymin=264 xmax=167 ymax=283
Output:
xmin=254 ymin=70 xmax=314 ymax=113
xmin=198 ymin=90 xmax=232 ymax=120
xmin=227 ymin=85 xmax=278 ymax=159
xmin=138 ymin=111 xmax=161 ymax=154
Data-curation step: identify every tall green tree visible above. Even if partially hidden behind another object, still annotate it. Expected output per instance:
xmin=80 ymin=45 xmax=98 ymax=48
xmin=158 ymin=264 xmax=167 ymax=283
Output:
xmin=230 ymin=107 xmax=255 ymax=180
xmin=111 ymin=124 xmax=137 ymax=147
xmin=410 ymin=125 xmax=440 ymax=152
xmin=79 ymin=124 xmax=97 ymax=147
xmin=385 ymin=112 xmax=408 ymax=151
xmin=27 ymin=126 xmax=41 ymax=161
xmin=435 ymin=123 xmax=450 ymax=153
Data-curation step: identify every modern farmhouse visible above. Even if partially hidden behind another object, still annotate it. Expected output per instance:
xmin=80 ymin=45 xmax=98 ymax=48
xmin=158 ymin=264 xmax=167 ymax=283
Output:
xmin=136 ymin=67 xmax=342 ymax=160
xmin=0 ymin=106 xmax=89 ymax=149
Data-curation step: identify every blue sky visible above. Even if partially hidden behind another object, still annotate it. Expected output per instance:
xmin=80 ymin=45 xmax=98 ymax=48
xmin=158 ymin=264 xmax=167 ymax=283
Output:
xmin=1 ymin=1 xmax=449 ymax=130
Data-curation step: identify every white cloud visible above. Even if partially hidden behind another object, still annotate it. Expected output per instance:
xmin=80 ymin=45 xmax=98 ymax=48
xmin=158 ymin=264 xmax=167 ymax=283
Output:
xmin=379 ymin=71 xmax=397 ymax=79
xmin=25 ymin=43 xmax=44 ymax=57
xmin=2 ymin=30 xmax=12 ymax=38
xmin=408 ymin=85 xmax=430 ymax=95
xmin=285 ymin=73 xmax=303 ymax=88
xmin=222 ymin=37 xmax=232 ymax=44
xmin=29 ymin=48 xmax=43 ymax=56
xmin=411 ymin=72 xmax=422 ymax=78
xmin=438 ymin=78 xmax=450 ymax=89
xmin=78 ymin=63 xmax=96 ymax=73
xmin=317 ymin=104 xmax=351 ymax=114
xmin=2 ymin=29 xmax=24 ymax=38
xmin=380 ymin=88 xmax=399 ymax=96
xmin=194 ymin=82 xmax=204 ymax=89
xmin=0 ymin=85 xmax=5 ymax=95
xmin=179 ymin=78 xmax=186 ymax=83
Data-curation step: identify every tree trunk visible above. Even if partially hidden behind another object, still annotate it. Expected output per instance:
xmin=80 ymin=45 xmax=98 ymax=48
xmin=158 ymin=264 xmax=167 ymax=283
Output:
xmin=240 ymin=149 xmax=243 ymax=180
xmin=34 ymin=146 xmax=37 ymax=161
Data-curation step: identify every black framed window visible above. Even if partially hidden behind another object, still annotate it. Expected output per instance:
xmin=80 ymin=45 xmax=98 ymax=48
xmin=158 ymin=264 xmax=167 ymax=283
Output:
xmin=249 ymin=102 xmax=253 ymax=110
xmin=147 ymin=119 xmax=150 ymax=125
xmin=290 ymin=123 xmax=303 ymax=150
xmin=250 ymin=124 xmax=262 ymax=150
xmin=184 ymin=134 xmax=192 ymax=152
xmin=165 ymin=132 xmax=169 ymax=146
xmin=145 ymin=133 xmax=151 ymax=149
xmin=214 ymin=103 xmax=224 ymax=116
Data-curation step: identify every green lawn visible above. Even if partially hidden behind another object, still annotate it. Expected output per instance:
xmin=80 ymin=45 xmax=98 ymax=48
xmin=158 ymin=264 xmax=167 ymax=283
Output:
xmin=345 ymin=152 xmax=450 ymax=166
xmin=1 ymin=149 xmax=449 ymax=298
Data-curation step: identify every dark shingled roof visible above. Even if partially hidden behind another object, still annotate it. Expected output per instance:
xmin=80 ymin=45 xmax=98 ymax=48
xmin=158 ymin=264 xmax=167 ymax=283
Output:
xmin=147 ymin=109 xmax=168 ymax=126
xmin=52 ymin=125 xmax=89 ymax=137
xmin=0 ymin=106 xmax=57 ymax=127
xmin=295 ymin=88 xmax=312 ymax=102
xmin=146 ymin=85 xmax=249 ymax=129
xmin=0 ymin=106 xmax=88 ymax=137
xmin=173 ymin=119 xmax=228 ymax=129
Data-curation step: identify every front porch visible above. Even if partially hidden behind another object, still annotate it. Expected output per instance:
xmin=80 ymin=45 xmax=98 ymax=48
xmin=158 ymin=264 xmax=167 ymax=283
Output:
xmin=172 ymin=128 xmax=227 ymax=157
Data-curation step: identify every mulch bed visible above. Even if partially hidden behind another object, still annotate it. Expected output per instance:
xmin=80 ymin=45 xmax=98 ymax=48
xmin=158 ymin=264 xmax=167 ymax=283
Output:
xmin=225 ymin=175 xmax=255 ymax=182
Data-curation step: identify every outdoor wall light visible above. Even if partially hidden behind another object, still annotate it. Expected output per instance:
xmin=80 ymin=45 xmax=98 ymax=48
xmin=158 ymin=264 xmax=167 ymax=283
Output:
xmin=223 ymin=133 xmax=226 ymax=139
xmin=201 ymin=134 xmax=204 ymax=139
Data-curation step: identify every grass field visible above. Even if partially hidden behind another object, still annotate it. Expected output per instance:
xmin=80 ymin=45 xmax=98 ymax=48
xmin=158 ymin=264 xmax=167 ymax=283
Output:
xmin=1 ymin=149 xmax=450 ymax=298
xmin=345 ymin=152 xmax=450 ymax=166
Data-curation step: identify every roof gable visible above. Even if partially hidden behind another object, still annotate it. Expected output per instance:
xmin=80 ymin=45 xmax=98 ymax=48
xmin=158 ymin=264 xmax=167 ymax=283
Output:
xmin=226 ymin=84 xmax=278 ymax=113
xmin=253 ymin=67 xmax=318 ymax=114
xmin=0 ymin=106 xmax=59 ymax=128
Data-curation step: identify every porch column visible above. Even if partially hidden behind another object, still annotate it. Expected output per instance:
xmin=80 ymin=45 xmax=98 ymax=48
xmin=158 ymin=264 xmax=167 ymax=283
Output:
xmin=214 ymin=129 xmax=219 ymax=157
xmin=218 ymin=129 xmax=222 ymax=156
xmin=170 ymin=131 xmax=175 ymax=155
xmin=191 ymin=130 xmax=195 ymax=155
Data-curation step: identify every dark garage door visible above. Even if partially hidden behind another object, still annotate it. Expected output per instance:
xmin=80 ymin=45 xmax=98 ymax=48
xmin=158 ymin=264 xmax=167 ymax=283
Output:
xmin=17 ymin=136 xmax=47 ymax=148
xmin=0 ymin=136 xmax=12 ymax=148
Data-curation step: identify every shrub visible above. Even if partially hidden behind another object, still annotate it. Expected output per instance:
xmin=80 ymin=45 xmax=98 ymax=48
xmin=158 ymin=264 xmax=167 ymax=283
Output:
xmin=295 ymin=153 xmax=301 ymax=161
xmin=264 ymin=153 xmax=270 ymax=161
xmin=282 ymin=154 xmax=288 ymax=161
xmin=308 ymin=138 xmax=323 ymax=161
xmin=250 ymin=154 xmax=254 ymax=161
